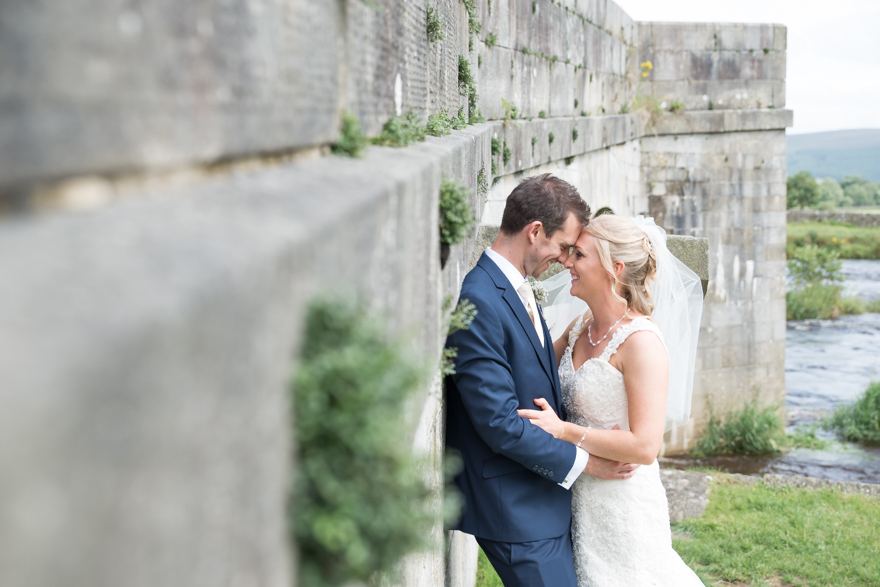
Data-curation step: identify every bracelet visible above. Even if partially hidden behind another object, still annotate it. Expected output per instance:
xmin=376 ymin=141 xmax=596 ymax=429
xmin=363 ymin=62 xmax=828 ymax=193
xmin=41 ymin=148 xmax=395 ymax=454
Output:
xmin=576 ymin=426 xmax=590 ymax=448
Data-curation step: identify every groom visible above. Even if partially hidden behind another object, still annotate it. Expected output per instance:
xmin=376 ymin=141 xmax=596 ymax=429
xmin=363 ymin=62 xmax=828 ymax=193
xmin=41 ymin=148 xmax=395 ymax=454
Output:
xmin=445 ymin=174 xmax=637 ymax=586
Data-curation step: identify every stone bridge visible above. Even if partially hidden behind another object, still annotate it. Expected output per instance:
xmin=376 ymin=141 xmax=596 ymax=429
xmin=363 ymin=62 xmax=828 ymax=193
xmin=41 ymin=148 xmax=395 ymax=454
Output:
xmin=0 ymin=1 xmax=790 ymax=586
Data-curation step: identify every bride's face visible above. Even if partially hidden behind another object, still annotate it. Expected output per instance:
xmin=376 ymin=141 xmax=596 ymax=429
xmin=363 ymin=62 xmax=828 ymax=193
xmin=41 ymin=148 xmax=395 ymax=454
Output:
xmin=564 ymin=232 xmax=610 ymax=299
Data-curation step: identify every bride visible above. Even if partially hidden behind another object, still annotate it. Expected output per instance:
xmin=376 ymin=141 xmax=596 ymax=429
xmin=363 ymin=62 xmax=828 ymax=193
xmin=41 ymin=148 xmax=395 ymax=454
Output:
xmin=518 ymin=214 xmax=705 ymax=586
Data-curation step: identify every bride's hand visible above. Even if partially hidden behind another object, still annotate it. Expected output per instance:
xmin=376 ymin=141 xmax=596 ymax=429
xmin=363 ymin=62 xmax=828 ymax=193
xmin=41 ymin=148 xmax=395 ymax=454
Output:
xmin=517 ymin=398 xmax=565 ymax=439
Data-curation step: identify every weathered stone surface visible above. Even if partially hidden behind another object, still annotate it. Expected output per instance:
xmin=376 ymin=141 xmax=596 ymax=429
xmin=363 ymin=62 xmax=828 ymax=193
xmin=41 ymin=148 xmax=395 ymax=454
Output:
xmin=0 ymin=125 xmax=498 ymax=587
xmin=762 ymin=474 xmax=880 ymax=498
xmin=667 ymin=235 xmax=710 ymax=295
xmin=0 ymin=0 xmax=342 ymax=192
xmin=651 ymin=109 xmax=793 ymax=136
xmin=659 ymin=469 xmax=711 ymax=522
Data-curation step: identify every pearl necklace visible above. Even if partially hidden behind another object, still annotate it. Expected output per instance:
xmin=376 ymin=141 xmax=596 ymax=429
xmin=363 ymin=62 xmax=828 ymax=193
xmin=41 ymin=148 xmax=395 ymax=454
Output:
xmin=587 ymin=308 xmax=629 ymax=347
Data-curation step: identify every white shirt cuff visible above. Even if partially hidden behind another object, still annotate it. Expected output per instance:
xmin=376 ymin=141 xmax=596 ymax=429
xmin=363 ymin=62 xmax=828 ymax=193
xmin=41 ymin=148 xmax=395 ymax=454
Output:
xmin=558 ymin=447 xmax=589 ymax=489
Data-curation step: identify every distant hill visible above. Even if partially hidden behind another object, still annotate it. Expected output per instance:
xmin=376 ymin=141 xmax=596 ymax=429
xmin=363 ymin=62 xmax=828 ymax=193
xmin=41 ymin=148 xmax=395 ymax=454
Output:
xmin=787 ymin=129 xmax=880 ymax=182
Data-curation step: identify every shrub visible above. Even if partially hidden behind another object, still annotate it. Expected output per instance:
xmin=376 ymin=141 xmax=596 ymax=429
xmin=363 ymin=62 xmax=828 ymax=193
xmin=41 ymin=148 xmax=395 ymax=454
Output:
xmin=441 ymin=296 xmax=478 ymax=376
xmin=372 ymin=110 xmax=426 ymax=147
xmin=786 ymin=244 xmax=845 ymax=320
xmin=331 ymin=111 xmax=367 ymax=157
xmin=693 ymin=399 xmax=784 ymax=456
xmin=292 ymin=299 xmax=431 ymax=587
xmin=439 ymin=178 xmax=476 ymax=246
xmin=825 ymin=381 xmax=880 ymax=444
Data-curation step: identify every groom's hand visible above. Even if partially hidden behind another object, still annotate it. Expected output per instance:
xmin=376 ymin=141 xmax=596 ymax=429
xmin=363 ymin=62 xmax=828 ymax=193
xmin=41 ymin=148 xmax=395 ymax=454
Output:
xmin=584 ymin=455 xmax=639 ymax=480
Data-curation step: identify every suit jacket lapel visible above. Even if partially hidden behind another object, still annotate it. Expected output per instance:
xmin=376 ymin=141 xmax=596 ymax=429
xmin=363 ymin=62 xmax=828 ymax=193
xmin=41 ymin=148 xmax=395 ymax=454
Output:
xmin=478 ymin=254 xmax=554 ymax=381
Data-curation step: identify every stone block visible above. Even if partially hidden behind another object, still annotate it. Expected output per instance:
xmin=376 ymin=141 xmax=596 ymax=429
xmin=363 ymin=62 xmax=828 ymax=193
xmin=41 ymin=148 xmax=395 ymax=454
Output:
xmin=649 ymin=51 xmax=689 ymax=82
xmin=667 ymin=235 xmax=710 ymax=295
xmin=773 ymin=25 xmax=787 ymax=51
xmin=0 ymin=0 xmax=342 ymax=192
xmin=715 ymin=23 xmax=774 ymax=51
xmin=660 ymin=469 xmax=711 ymax=522
xmin=647 ymin=23 xmax=717 ymax=52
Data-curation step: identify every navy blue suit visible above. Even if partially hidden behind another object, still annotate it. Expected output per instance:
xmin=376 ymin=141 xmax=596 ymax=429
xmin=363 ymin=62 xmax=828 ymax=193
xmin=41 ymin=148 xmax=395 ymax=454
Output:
xmin=446 ymin=253 xmax=579 ymax=586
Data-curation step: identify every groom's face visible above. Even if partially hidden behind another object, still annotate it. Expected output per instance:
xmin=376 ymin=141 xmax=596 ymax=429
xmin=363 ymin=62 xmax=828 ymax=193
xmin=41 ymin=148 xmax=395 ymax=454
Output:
xmin=525 ymin=212 xmax=582 ymax=278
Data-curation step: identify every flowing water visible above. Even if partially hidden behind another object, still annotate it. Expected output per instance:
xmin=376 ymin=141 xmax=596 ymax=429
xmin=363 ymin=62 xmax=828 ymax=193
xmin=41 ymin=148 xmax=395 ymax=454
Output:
xmin=666 ymin=260 xmax=880 ymax=484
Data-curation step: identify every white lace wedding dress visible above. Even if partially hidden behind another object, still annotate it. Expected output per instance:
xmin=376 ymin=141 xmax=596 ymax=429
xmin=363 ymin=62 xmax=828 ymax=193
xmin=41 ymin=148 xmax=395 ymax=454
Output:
xmin=560 ymin=314 xmax=703 ymax=587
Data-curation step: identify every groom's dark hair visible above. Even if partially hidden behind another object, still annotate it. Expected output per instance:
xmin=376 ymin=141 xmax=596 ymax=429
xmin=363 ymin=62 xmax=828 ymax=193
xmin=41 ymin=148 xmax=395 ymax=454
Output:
xmin=500 ymin=173 xmax=591 ymax=237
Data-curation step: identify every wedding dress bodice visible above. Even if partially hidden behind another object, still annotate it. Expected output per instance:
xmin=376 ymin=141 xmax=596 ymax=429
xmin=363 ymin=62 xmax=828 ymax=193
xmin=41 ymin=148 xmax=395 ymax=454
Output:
xmin=559 ymin=312 xmax=703 ymax=587
xmin=560 ymin=314 xmax=665 ymax=432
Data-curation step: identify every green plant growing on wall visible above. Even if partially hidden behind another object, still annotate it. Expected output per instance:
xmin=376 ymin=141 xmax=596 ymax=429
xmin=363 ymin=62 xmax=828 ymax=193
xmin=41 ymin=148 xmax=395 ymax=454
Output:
xmin=501 ymin=98 xmax=522 ymax=127
xmin=427 ymin=108 xmax=468 ymax=137
xmin=502 ymin=141 xmax=511 ymax=167
xmin=477 ymin=166 xmax=488 ymax=196
xmin=574 ymin=98 xmax=579 ymax=109
xmin=548 ymin=132 xmax=555 ymax=145
xmin=572 ymin=128 xmax=579 ymax=142
xmin=441 ymin=295 xmax=478 ymax=376
xmin=669 ymin=99 xmax=684 ymax=113
xmin=580 ymin=110 xmax=589 ymax=117
xmin=459 ymin=0 xmax=481 ymax=50
xmin=439 ymin=178 xmax=476 ymax=247
xmin=372 ymin=111 xmax=426 ymax=147
xmin=708 ymin=101 xmax=715 ymax=110
xmin=485 ymin=32 xmax=497 ymax=48
xmin=531 ymin=136 xmax=537 ymax=158
xmin=458 ymin=55 xmax=483 ymax=123
xmin=564 ymin=156 xmax=574 ymax=166
xmin=331 ymin=111 xmax=368 ymax=157
xmin=292 ymin=298 xmax=432 ymax=587
xmin=538 ymin=110 xmax=547 ymax=119
xmin=426 ymin=6 xmax=444 ymax=42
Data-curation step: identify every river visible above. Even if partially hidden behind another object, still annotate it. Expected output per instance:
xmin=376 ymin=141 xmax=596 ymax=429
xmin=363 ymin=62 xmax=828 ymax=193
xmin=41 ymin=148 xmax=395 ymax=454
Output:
xmin=666 ymin=260 xmax=880 ymax=484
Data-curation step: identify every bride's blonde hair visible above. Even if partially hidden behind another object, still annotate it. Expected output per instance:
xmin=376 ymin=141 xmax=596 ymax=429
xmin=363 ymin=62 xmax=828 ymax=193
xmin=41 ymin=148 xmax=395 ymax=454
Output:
xmin=584 ymin=215 xmax=658 ymax=316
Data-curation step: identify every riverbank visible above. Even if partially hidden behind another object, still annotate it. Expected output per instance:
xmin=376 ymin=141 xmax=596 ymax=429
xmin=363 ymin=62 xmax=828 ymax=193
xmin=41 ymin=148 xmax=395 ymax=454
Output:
xmin=787 ymin=221 xmax=880 ymax=259
xmin=474 ymin=470 xmax=880 ymax=587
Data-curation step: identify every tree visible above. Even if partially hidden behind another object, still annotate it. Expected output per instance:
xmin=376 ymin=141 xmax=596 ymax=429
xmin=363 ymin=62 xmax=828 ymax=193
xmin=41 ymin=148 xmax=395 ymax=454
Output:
xmin=787 ymin=171 xmax=820 ymax=209
xmin=817 ymin=177 xmax=845 ymax=209
xmin=840 ymin=175 xmax=880 ymax=207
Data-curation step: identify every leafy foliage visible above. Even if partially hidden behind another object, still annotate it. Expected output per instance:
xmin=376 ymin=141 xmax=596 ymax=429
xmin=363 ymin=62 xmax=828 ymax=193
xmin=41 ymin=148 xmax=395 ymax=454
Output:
xmin=427 ymin=108 xmax=468 ymax=137
xmin=572 ymin=128 xmax=579 ymax=142
xmin=825 ymin=381 xmax=880 ymax=444
xmin=439 ymin=178 xmax=476 ymax=246
xmin=426 ymin=5 xmax=444 ymax=42
xmin=458 ymin=55 xmax=483 ymax=123
xmin=372 ymin=111 xmax=426 ymax=147
xmin=692 ymin=399 xmax=784 ymax=456
xmin=292 ymin=299 xmax=431 ymax=587
xmin=787 ymin=170 xmax=821 ymax=209
xmin=485 ymin=32 xmax=497 ymax=48
xmin=331 ymin=111 xmax=367 ymax=158
xmin=441 ymin=296 xmax=478 ymax=376
xmin=477 ymin=166 xmax=488 ymax=196
xmin=548 ymin=132 xmax=555 ymax=145
xmin=502 ymin=141 xmax=511 ymax=167
xmin=785 ymin=244 xmax=848 ymax=320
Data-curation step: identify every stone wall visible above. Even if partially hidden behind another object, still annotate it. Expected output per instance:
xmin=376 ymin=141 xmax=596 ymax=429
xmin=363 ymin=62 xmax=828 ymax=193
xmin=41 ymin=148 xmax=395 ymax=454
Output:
xmin=788 ymin=209 xmax=880 ymax=227
xmin=639 ymin=22 xmax=792 ymax=454
xmin=0 ymin=2 xmax=787 ymax=587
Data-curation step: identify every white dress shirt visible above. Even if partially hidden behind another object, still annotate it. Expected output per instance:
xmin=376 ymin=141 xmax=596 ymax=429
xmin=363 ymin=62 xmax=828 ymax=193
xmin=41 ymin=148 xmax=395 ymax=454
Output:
xmin=484 ymin=247 xmax=589 ymax=489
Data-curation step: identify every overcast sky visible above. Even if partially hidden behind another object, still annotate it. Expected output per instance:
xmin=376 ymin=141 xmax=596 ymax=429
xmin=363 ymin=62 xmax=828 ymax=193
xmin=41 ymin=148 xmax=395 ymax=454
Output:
xmin=614 ymin=0 xmax=880 ymax=135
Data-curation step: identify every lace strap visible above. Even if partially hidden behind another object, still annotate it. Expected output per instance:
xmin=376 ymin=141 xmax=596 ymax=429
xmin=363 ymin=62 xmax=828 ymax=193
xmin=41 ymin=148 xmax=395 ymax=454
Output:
xmin=568 ymin=310 xmax=592 ymax=349
xmin=599 ymin=317 xmax=666 ymax=361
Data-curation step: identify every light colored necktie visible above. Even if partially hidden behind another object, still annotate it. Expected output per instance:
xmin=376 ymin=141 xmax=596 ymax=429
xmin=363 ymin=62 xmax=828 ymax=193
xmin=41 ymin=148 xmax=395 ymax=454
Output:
xmin=516 ymin=281 xmax=545 ymax=347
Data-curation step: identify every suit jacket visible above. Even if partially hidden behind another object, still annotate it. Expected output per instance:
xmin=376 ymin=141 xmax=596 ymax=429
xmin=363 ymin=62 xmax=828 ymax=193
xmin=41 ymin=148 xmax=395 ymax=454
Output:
xmin=445 ymin=252 xmax=577 ymax=543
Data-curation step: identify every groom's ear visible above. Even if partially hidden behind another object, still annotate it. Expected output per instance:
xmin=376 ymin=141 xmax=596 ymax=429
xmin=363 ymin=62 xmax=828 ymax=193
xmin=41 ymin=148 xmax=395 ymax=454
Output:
xmin=525 ymin=221 xmax=542 ymax=244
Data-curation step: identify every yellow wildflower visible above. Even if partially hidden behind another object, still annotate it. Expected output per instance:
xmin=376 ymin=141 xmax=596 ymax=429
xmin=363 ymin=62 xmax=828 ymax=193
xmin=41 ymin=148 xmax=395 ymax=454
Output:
xmin=640 ymin=61 xmax=653 ymax=70
xmin=832 ymin=237 xmax=837 ymax=242
xmin=642 ymin=72 xmax=649 ymax=78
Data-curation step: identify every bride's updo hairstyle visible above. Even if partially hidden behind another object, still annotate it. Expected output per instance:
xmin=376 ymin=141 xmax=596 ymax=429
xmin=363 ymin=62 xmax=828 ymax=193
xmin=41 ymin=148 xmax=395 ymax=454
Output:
xmin=584 ymin=215 xmax=659 ymax=316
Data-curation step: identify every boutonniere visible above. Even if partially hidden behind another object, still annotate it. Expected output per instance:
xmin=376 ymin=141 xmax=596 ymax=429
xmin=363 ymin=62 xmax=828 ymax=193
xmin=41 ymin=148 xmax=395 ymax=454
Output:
xmin=527 ymin=276 xmax=549 ymax=305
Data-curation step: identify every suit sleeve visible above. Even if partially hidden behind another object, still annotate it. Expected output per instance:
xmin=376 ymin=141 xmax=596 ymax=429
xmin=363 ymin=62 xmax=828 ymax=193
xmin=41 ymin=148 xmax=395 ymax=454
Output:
xmin=448 ymin=290 xmax=578 ymax=480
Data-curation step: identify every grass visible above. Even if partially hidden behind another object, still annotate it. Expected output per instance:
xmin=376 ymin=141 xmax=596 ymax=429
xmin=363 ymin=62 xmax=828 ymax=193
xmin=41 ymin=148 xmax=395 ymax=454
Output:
xmin=825 ymin=381 xmax=880 ymax=445
xmin=673 ymin=482 xmax=880 ymax=586
xmin=693 ymin=400 xmax=785 ymax=457
xmin=475 ymin=481 xmax=880 ymax=587
xmin=786 ymin=284 xmax=844 ymax=320
xmin=787 ymin=221 xmax=880 ymax=260
xmin=476 ymin=548 xmax=503 ymax=587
